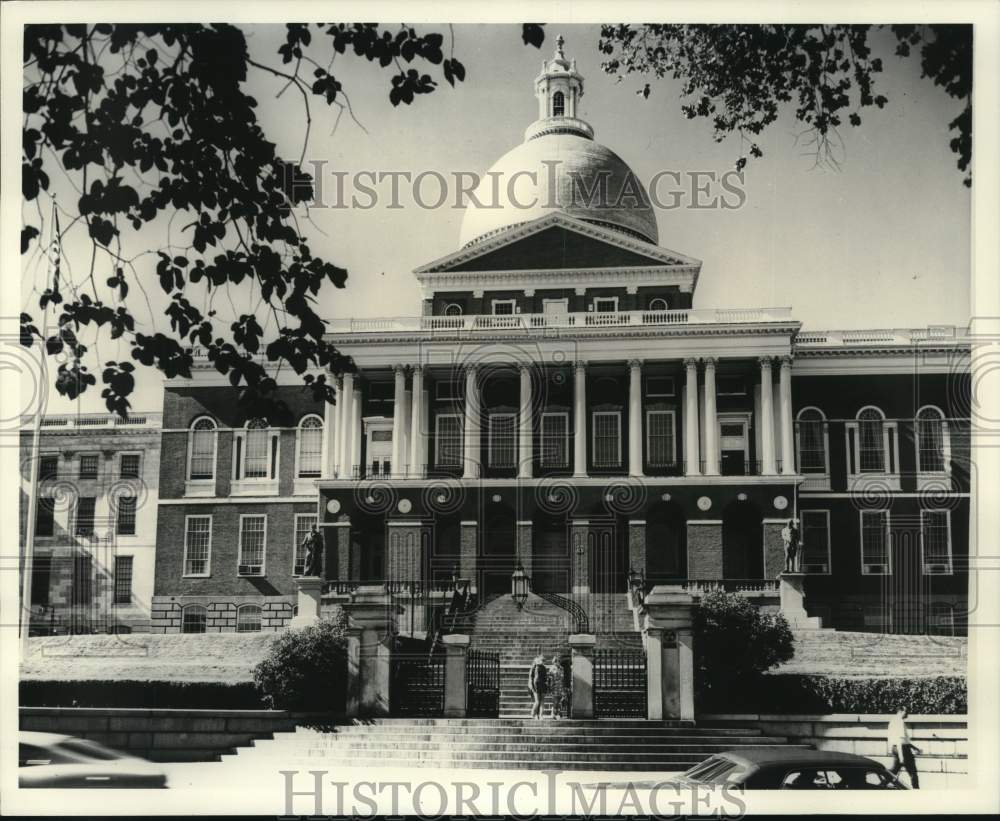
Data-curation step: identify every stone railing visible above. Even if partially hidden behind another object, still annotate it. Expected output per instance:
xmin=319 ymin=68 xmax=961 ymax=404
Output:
xmin=25 ymin=412 xmax=162 ymax=430
xmin=680 ymin=578 xmax=780 ymax=595
xmin=796 ymin=326 xmax=966 ymax=348
xmin=324 ymin=307 xmax=795 ymax=335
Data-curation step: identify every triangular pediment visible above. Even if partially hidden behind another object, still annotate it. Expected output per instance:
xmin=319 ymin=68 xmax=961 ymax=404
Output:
xmin=414 ymin=212 xmax=700 ymax=276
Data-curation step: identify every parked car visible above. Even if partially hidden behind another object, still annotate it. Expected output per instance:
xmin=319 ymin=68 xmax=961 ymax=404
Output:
xmin=671 ymin=748 xmax=906 ymax=790
xmin=18 ymin=732 xmax=168 ymax=788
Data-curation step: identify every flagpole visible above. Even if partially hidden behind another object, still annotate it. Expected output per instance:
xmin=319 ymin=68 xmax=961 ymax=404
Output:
xmin=21 ymin=201 xmax=60 ymax=658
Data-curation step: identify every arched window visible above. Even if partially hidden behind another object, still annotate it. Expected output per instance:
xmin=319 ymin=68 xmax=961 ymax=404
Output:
xmin=648 ymin=297 xmax=669 ymax=311
xmin=916 ymin=405 xmax=948 ymax=473
xmin=857 ymin=406 xmax=886 ymax=472
xmin=234 ymin=418 xmax=278 ymax=481
xmin=296 ymin=415 xmax=324 ymax=478
xmin=444 ymin=303 xmax=463 ymax=316
xmin=188 ymin=417 xmax=217 ymax=481
xmin=236 ymin=604 xmax=262 ymax=633
xmin=552 ymin=91 xmax=565 ymax=117
xmin=182 ymin=604 xmax=206 ymax=634
xmin=795 ymin=407 xmax=828 ymax=474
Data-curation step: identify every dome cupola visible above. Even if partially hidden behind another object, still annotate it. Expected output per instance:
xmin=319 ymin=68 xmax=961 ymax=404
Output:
xmin=526 ymin=34 xmax=593 ymax=142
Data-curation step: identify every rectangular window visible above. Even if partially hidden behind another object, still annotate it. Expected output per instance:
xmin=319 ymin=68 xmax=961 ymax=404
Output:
xmin=860 ymin=510 xmax=890 ymax=574
xmin=238 ymin=515 xmax=267 ymax=576
xmin=540 ymin=411 xmax=569 ymax=468
xmin=717 ymin=376 xmax=746 ymax=396
xmin=39 ymin=454 xmax=59 ymax=481
xmin=798 ymin=420 xmax=827 ymax=473
xmin=921 ymin=510 xmax=952 ymax=574
xmin=918 ymin=419 xmax=945 ymax=472
xmin=243 ymin=427 xmax=271 ymax=478
xmin=293 ymin=514 xmax=318 ymax=576
xmin=592 ymin=411 xmax=622 ymax=468
xmin=183 ymin=515 xmax=212 ymax=576
xmin=297 ymin=422 xmax=323 ymax=477
xmin=119 ymin=454 xmax=141 ymax=478
xmin=116 ymin=496 xmax=137 ymax=536
xmin=593 ymin=297 xmax=618 ymax=313
xmin=79 ymin=454 xmax=99 ymax=479
xmin=488 ymin=413 xmax=516 ymax=468
xmin=35 ymin=497 xmax=55 ymax=537
xmin=435 ymin=414 xmax=463 ymax=467
xmin=72 ymin=555 xmax=92 ymax=605
xmin=492 ymin=299 xmax=515 ymax=315
xmin=114 ymin=555 xmax=133 ymax=605
xmin=75 ymin=497 xmax=96 ymax=537
xmin=646 ymin=377 xmax=675 ymax=397
xmin=800 ymin=510 xmax=831 ymax=573
xmin=858 ymin=420 xmax=886 ymax=472
xmin=31 ymin=557 xmax=51 ymax=606
xmin=646 ymin=410 xmax=676 ymax=467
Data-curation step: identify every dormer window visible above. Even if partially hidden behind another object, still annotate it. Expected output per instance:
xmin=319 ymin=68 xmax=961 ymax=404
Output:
xmin=552 ymin=91 xmax=565 ymax=117
xmin=444 ymin=303 xmax=463 ymax=316
xmin=492 ymin=299 xmax=516 ymax=315
xmin=649 ymin=297 xmax=669 ymax=311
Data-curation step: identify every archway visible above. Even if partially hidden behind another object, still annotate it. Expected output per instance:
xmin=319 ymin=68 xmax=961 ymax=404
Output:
xmin=722 ymin=500 xmax=763 ymax=579
xmin=646 ymin=501 xmax=686 ymax=584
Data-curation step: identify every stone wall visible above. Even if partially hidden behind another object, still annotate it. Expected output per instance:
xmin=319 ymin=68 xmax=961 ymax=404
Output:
xmin=150 ymin=595 xmax=294 ymax=633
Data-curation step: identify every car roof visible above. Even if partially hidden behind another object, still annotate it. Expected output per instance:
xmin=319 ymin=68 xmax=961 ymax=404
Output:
xmin=717 ymin=748 xmax=882 ymax=767
xmin=19 ymin=731 xmax=74 ymax=746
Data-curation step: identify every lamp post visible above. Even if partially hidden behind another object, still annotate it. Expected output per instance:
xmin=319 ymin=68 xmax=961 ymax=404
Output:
xmin=511 ymin=563 xmax=529 ymax=610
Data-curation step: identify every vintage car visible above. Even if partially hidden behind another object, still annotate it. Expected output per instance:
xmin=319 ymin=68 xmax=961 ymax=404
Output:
xmin=672 ymin=748 xmax=906 ymax=789
xmin=19 ymin=731 xmax=168 ymax=788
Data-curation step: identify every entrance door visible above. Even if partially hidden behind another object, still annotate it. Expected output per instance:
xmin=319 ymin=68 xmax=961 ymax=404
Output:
xmin=719 ymin=416 xmax=749 ymax=476
xmin=365 ymin=422 xmax=393 ymax=477
xmin=482 ymin=507 xmax=516 ymax=595
xmin=589 ymin=522 xmax=626 ymax=593
xmin=533 ymin=516 xmax=570 ymax=593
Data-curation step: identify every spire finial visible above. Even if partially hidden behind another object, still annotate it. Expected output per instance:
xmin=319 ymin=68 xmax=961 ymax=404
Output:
xmin=555 ymin=34 xmax=565 ymax=58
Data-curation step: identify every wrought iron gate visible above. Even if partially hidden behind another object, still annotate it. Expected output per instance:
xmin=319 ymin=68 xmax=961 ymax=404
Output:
xmin=390 ymin=652 xmax=445 ymax=717
xmin=593 ymin=649 xmax=647 ymax=718
xmin=466 ymin=649 xmax=500 ymax=717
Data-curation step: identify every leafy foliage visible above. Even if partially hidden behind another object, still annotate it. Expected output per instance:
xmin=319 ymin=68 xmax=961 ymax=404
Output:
xmin=252 ymin=611 xmax=348 ymax=711
xmin=598 ymin=24 xmax=972 ymax=184
xmin=693 ymin=590 xmax=795 ymax=706
xmin=21 ymin=23 xmax=465 ymax=420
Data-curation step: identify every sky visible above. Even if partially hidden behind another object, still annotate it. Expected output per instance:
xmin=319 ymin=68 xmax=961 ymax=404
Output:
xmin=24 ymin=23 xmax=972 ymax=415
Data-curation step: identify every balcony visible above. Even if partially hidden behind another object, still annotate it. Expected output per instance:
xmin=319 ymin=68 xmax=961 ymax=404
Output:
xmin=324 ymin=307 xmax=794 ymax=336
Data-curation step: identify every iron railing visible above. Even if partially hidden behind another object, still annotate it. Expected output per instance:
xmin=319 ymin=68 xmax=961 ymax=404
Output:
xmin=391 ymin=652 xmax=445 ymax=717
xmin=593 ymin=649 xmax=647 ymax=718
xmin=466 ymin=649 xmax=500 ymax=717
xmin=537 ymin=591 xmax=590 ymax=634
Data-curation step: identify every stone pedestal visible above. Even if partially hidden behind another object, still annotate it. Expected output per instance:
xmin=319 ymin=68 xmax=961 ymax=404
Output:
xmin=779 ymin=572 xmax=823 ymax=628
xmin=642 ymin=586 xmax=696 ymax=721
xmin=341 ymin=586 xmax=402 ymax=718
xmin=442 ymin=634 xmax=471 ymax=718
xmin=569 ymin=633 xmax=596 ymax=719
xmin=289 ymin=577 xmax=323 ymax=628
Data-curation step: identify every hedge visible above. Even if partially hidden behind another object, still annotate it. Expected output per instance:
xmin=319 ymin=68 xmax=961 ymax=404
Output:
xmin=700 ymin=674 xmax=967 ymax=715
xmin=20 ymin=679 xmax=264 ymax=709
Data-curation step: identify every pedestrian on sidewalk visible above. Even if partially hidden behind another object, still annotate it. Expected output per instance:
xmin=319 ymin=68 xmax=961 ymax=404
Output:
xmin=528 ymin=654 xmax=549 ymax=719
xmin=888 ymin=707 xmax=922 ymax=788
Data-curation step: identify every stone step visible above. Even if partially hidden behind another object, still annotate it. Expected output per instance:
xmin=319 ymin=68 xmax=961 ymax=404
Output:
xmin=280 ymin=724 xmax=763 ymax=737
xmin=227 ymin=754 xmax=708 ymax=771
xmin=236 ymin=748 xmax=808 ymax=764
xmin=246 ymin=742 xmax=793 ymax=756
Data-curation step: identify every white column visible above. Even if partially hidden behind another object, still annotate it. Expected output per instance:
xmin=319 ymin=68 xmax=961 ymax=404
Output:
xmin=349 ymin=386 xmax=362 ymax=478
xmin=324 ymin=376 xmax=340 ymax=478
xmin=401 ymin=388 xmax=412 ymax=477
xmin=684 ymin=358 xmax=700 ymax=476
xmin=463 ymin=365 xmax=479 ymax=479
xmin=339 ymin=371 xmax=354 ymax=477
xmin=779 ymin=355 xmax=796 ymax=475
xmin=703 ymin=357 xmax=719 ymax=475
xmin=573 ymin=360 xmax=587 ymax=477
xmin=391 ymin=365 xmax=406 ymax=476
xmin=628 ymin=359 xmax=643 ymax=477
xmin=408 ymin=366 xmax=423 ymax=478
xmin=759 ymin=357 xmax=777 ymax=475
xmin=518 ymin=364 xmax=533 ymax=479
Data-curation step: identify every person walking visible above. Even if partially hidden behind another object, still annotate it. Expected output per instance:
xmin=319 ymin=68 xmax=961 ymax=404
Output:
xmin=528 ymin=654 xmax=549 ymax=719
xmin=888 ymin=708 xmax=922 ymax=788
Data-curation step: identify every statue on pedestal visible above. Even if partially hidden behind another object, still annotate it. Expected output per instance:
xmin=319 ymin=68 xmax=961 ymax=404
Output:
xmin=301 ymin=524 xmax=324 ymax=578
xmin=781 ymin=517 xmax=801 ymax=573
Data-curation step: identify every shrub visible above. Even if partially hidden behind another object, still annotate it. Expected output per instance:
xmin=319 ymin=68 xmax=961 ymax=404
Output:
xmin=20 ymin=679 xmax=262 ymax=708
xmin=760 ymin=674 xmax=967 ymax=714
xmin=694 ymin=590 xmax=794 ymax=708
xmin=252 ymin=610 xmax=348 ymax=711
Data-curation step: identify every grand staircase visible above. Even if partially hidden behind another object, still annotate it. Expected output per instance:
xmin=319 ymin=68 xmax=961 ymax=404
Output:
xmin=224 ymin=719 xmax=807 ymax=771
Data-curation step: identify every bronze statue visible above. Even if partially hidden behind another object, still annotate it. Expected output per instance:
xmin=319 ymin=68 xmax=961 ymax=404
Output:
xmin=301 ymin=524 xmax=324 ymax=577
xmin=781 ymin=517 xmax=801 ymax=572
